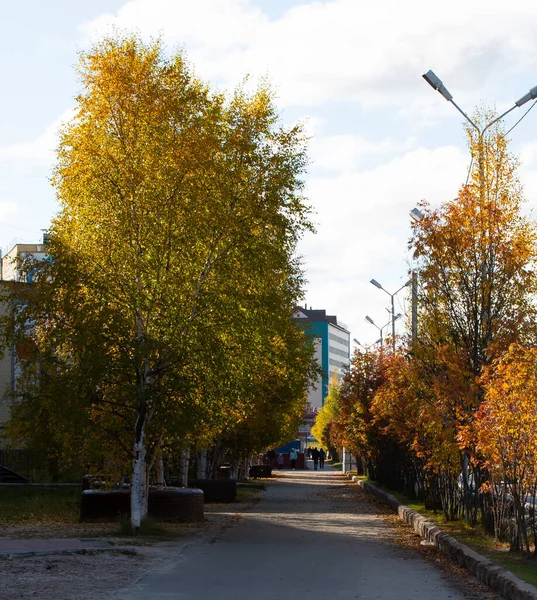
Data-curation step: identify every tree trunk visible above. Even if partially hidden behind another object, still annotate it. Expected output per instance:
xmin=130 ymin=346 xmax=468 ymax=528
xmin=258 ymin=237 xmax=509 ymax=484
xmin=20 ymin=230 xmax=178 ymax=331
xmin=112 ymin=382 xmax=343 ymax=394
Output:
xmin=197 ymin=450 xmax=207 ymax=479
xmin=231 ymin=462 xmax=239 ymax=480
xmin=180 ymin=448 xmax=190 ymax=487
xmin=131 ymin=423 xmax=147 ymax=530
xmin=156 ymin=454 xmax=165 ymax=489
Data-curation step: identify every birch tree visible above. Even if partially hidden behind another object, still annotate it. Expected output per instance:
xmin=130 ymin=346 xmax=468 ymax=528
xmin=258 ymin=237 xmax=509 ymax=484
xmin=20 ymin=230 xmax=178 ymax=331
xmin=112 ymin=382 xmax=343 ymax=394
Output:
xmin=6 ymin=35 xmax=314 ymax=529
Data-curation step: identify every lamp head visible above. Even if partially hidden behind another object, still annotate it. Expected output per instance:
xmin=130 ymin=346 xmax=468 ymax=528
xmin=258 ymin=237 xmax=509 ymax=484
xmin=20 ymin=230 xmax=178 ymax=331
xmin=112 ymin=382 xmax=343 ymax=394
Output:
xmin=365 ymin=316 xmax=375 ymax=325
xmin=370 ymin=278 xmax=383 ymax=290
xmin=515 ymin=85 xmax=537 ymax=107
xmin=423 ymin=70 xmax=453 ymax=102
xmin=410 ymin=207 xmax=424 ymax=222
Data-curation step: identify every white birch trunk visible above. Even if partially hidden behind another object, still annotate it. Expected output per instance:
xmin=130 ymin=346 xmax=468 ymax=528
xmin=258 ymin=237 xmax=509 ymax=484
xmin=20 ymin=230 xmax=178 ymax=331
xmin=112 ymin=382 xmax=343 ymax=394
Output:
xmin=197 ymin=450 xmax=207 ymax=479
xmin=231 ymin=463 xmax=239 ymax=480
xmin=180 ymin=448 xmax=190 ymax=487
xmin=131 ymin=425 xmax=146 ymax=530
xmin=142 ymin=463 xmax=149 ymax=517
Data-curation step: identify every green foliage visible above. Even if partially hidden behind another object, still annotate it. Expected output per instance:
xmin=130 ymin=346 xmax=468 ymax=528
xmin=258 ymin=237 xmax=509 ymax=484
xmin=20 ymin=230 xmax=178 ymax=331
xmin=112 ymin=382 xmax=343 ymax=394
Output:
xmin=3 ymin=35 xmax=315 ymax=490
xmin=312 ymin=373 xmax=340 ymax=450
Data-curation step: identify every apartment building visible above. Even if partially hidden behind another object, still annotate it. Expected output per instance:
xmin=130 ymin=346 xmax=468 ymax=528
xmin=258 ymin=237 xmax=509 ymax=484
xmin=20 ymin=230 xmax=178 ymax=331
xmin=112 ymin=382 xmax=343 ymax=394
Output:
xmin=293 ymin=306 xmax=350 ymax=410
xmin=1 ymin=241 xmax=47 ymax=282
xmin=0 ymin=237 xmax=48 ymax=435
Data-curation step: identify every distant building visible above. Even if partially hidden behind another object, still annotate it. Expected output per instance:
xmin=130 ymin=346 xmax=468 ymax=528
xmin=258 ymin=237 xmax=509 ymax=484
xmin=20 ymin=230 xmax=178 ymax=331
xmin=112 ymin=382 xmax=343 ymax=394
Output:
xmin=1 ymin=241 xmax=47 ymax=282
xmin=0 ymin=235 xmax=48 ymax=435
xmin=293 ymin=306 xmax=350 ymax=410
xmin=0 ymin=296 xmax=13 ymax=436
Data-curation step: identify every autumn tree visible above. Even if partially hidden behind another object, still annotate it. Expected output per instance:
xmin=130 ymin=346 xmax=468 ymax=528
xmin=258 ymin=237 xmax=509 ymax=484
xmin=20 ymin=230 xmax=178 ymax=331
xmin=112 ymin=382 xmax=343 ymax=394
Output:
xmin=329 ymin=349 xmax=396 ymax=480
xmin=4 ymin=35 xmax=315 ymax=529
xmin=373 ymin=346 xmax=470 ymax=517
xmin=477 ymin=344 xmax=537 ymax=554
xmin=328 ymin=113 xmax=537 ymax=529
xmin=413 ymin=113 xmax=537 ymax=372
xmin=311 ymin=373 xmax=340 ymax=456
xmin=410 ymin=113 xmax=537 ymax=523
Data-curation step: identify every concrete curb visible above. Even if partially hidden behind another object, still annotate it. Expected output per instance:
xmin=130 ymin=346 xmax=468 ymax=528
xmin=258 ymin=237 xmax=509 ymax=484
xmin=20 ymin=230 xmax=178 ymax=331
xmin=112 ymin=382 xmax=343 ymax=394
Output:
xmin=346 ymin=473 xmax=537 ymax=600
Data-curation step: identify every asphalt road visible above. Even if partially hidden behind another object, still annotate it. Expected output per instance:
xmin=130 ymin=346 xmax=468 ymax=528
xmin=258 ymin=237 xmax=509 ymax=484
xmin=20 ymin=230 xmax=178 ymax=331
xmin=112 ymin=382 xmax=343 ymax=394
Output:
xmin=113 ymin=467 xmax=494 ymax=600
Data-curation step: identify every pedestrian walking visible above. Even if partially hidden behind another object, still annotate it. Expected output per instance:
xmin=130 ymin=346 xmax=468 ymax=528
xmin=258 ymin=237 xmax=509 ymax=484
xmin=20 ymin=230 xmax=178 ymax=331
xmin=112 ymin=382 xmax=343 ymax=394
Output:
xmin=290 ymin=447 xmax=298 ymax=470
xmin=277 ymin=453 xmax=283 ymax=470
xmin=312 ymin=447 xmax=319 ymax=471
xmin=319 ymin=448 xmax=326 ymax=470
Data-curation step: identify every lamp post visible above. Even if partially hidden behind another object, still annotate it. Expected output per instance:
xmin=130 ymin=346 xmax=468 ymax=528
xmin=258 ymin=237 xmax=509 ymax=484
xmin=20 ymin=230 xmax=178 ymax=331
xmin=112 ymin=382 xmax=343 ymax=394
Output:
xmin=353 ymin=338 xmax=381 ymax=352
xmin=369 ymin=279 xmax=411 ymax=351
xmin=365 ymin=314 xmax=401 ymax=349
xmin=409 ymin=207 xmax=424 ymax=342
xmin=422 ymin=70 xmax=537 ymax=202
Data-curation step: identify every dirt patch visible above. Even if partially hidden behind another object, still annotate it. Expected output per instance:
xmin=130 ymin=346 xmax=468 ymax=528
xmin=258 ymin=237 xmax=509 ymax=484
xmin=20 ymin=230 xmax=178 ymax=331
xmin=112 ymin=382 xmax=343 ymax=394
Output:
xmin=0 ymin=548 xmax=154 ymax=600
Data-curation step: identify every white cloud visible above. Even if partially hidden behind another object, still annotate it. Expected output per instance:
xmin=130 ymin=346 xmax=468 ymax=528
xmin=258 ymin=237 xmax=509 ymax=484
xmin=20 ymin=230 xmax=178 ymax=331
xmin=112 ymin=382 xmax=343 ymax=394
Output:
xmin=0 ymin=109 xmax=74 ymax=166
xmin=0 ymin=200 xmax=19 ymax=220
xmin=298 ymin=143 xmax=469 ymax=341
xmin=519 ymin=141 xmax=537 ymax=170
xmin=79 ymin=0 xmax=537 ymax=114
xmin=310 ymin=134 xmax=419 ymax=172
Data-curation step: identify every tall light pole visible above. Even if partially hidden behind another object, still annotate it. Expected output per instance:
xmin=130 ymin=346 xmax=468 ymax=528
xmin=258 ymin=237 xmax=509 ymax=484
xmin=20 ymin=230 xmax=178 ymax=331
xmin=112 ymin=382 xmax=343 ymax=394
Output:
xmin=422 ymin=70 xmax=537 ymax=202
xmin=353 ymin=338 xmax=381 ymax=352
xmin=370 ymin=279 xmax=411 ymax=351
xmin=409 ymin=207 xmax=424 ymax=342
xmin=365 ymin=314 xmax=401 ymax=349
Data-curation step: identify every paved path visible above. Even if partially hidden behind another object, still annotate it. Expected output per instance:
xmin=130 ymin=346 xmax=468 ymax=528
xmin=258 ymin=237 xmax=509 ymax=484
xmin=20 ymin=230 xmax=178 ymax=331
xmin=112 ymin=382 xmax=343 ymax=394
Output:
xmin=111 ymin=467 xmax=490 ymax=600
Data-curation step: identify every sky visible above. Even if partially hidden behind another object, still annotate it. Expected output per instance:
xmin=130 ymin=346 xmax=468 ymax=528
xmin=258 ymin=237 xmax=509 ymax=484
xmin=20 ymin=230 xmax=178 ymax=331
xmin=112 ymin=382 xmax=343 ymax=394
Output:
xmin=2 ymin=0 xmax=537 ymax=348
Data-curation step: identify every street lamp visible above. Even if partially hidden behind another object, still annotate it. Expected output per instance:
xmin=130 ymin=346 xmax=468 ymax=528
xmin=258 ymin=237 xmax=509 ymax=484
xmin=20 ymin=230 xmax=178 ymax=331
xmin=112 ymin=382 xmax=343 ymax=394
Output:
xmin=353 ymin=338 xmax=381 ymax=352
xmin=365 ymin=314 xmax=401 ymax=348
xmin=369 ymin=279 xmax=411 ymax=351
xmin=422 ymin=70 xmax=537 ymax=202
xmin=409 ymin=207 xmax=424 ymax=341
xmin=410 ymin=207 xmax=423 ymax=222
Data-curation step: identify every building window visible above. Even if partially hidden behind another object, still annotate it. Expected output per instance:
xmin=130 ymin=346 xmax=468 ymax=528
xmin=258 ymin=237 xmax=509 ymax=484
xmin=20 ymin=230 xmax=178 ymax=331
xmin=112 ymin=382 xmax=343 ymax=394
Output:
xmin=329 ymin=346 xmax=349 ymax=358
xmin=329 ymin=358 xmax=348 ymax=369
xmin=329 ymin=332 xmax=349 ymax=346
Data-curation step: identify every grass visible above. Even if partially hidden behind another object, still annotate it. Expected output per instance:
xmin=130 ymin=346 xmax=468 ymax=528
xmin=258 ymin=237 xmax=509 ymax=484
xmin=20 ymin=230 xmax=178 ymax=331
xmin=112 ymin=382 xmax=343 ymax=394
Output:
xmin=235 ymin=483 xmax=265 ymax=503
xmin=0 ymin=485 xmax=81 ymax=525
xmin=116 ymin=515 xmax=185 ymax=539
xmin=364 ymin=478 xmax=537 ymax=587
xmin=0 ymin=482 xmax=264 ymax=539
